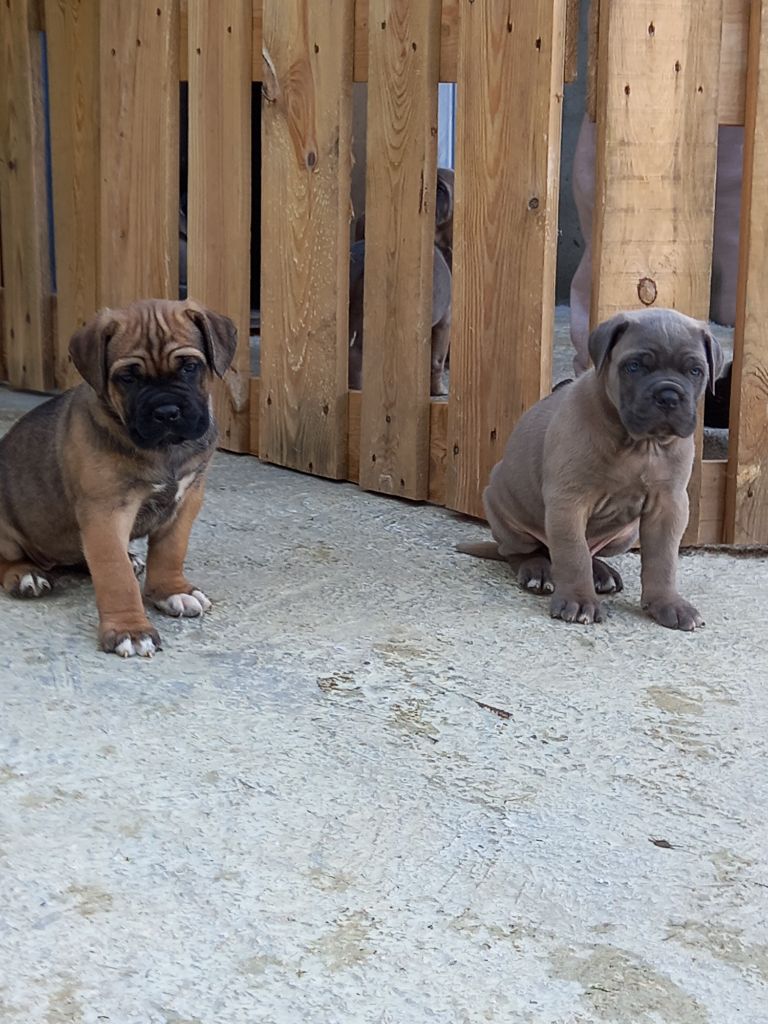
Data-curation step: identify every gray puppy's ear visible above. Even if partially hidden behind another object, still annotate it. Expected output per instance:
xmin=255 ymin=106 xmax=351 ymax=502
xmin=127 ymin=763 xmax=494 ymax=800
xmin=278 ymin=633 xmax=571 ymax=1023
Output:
xmin=68 ymin=311 xmax=120 ymax=393
xmin=185 ymin=304 xmax=238 ymax=378
xmin=588 ymin=314 xmax=631 ymax=374
xmin=701 ymin=326 xmax=726 ymax=394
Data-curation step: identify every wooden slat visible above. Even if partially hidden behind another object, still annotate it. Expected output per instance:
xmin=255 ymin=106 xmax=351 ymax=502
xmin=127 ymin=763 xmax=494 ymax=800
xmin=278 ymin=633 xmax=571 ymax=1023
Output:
xmin=699 ymin=460 xmax=727 ymax=544
xmin=0 ymin=0 xmax=54 ymax=391
xmin=259 ymin=0 xmax=354 ymax=478
xmin=587 ymin=0 xmax=600 ymax=120
xmin=358 ymin=0 xmax=441 ymax=500
xmin=179 ymin=0 xmax=262 ymax=83
xmin=98 ymin=1 xmax=179 ymax=305
xmin=446 ymin=1 xmax=565 ymax=519
xmin=720 ymin=0 xmax=750 ymax=123
xmin=725 ymin=0 xmax=768 ymax=543
xmin=45 ymin=0 xmax=99 ymax=390
xmin=188 ymin=0 xmax=251 ymax=452
xmin=564 ymin=0 xmax=581 ymax=83
xmin=354 ymin=0 xmax=458 ymax=82
xmin=591 ymin=0 xmax=722 ymax=546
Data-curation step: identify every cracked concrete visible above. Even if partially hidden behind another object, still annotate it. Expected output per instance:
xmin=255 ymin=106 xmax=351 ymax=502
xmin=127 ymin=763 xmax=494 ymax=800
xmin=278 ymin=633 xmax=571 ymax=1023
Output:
xmin=1 ymin=386 xmax=767 ymax=1024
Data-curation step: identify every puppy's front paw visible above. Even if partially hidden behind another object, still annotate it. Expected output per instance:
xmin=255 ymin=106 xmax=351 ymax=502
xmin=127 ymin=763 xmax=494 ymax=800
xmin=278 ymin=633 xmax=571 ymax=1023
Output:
xmin=152 ymin=589 xmax=212 ymax=618
xmin=517 ymin=555 xmax=555 ymax=595
xmin=550 ymin=591 xmax=604 ymax=624
xmin=643 ymin=596 xmax=704 ymax=631
xmin=100 ymin=622 xmax=161 ymax=658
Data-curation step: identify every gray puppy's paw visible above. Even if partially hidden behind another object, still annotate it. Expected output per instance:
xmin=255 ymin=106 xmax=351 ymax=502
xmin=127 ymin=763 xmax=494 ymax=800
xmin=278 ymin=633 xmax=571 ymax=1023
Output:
xmin=8 ymin=570 xmax=53 ymax=599
xmin=517 ymin=555 xmax=555 ymax=595
xmin=643 ymin=596 xmax=704 ymax=631
xmin=592 ymin=557 xmax=623 ymax=594
xmin=550 ymin=591 xmax=605 ymax=625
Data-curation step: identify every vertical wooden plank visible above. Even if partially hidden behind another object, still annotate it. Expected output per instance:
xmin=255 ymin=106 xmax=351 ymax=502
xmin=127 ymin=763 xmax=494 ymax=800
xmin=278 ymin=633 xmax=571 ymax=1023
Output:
xmin=0 ymin=0 xmax=54 ymax=391
xmin=259 ymin=0 xmax=354 ymax=479
xmin=564 ymin=0 xmax=581 ymax=83
xmin=586 ymin=0 xmax=600 ymax=120
xmin=0 ymin=213 xmax=6 ymax=381
xmin=45 ymin=0 xmax=99 ymax=390
xmin=99 ymin=1 xmax=179 ymax=306
xmin=354 ymin=0 xmax=459 ymax=83
xmin=188 ymin=0 xmax=251 ymax=453
xmin=720 ymin=0 xmax=750 ymax=124
xmin=446 ymin=1 xmax=565 ymax=519
xmin=591 ymin=0 xmax=722 ymax=545
xmin=725 ymin=0 xmax=768 ymax=544
xmin=358 ymin=0 xmax=441 ymax=500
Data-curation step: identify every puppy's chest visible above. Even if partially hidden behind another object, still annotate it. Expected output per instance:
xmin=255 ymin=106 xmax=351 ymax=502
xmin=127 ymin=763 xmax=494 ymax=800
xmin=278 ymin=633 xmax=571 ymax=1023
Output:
xmin=132 ymin=467 xmax=201 ymax=536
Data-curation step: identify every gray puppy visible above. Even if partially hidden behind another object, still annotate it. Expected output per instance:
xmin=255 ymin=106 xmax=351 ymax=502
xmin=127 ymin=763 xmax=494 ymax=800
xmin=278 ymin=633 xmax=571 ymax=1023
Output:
xmin=458 ymin=308 xmax=725 ymax=630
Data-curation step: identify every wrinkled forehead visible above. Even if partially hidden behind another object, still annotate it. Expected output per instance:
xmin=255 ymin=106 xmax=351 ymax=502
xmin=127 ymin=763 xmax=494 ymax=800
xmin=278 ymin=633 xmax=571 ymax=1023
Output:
xmin=612 ymin=317 xmax=704 ymax=363
xmin=108 ymin=303 xmax=204 ymax=372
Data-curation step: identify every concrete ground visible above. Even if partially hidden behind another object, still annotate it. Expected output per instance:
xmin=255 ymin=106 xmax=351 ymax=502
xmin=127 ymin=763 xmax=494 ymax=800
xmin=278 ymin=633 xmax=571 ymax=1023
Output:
xmin=1 ymin=386 xmax=767 ymax=1024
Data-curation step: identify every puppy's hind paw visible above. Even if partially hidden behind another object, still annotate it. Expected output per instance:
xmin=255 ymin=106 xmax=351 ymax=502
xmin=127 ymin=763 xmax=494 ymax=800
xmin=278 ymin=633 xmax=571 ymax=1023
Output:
xmin=7 ymin=570 xmax=53 ymax=599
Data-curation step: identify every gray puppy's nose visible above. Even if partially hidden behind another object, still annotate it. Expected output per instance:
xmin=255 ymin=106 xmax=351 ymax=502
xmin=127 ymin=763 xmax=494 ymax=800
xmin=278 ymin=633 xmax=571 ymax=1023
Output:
xmin=653 ymin=384 xmax=685 ymax=410
xmin=153 ymin=404 xmax=182 ymax=424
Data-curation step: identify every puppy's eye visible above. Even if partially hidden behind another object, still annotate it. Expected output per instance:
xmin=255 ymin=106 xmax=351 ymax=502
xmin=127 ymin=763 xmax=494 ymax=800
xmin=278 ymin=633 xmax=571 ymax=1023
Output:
xmin=623 ymin=359 xmax=642 ymax=374
xmin=115 ymin=368 xmax=140 ymax=386
xmin=180 ymin=360 xmax=201 ymax=376
xmin=688 ymin=366 xmax=704 ymax=377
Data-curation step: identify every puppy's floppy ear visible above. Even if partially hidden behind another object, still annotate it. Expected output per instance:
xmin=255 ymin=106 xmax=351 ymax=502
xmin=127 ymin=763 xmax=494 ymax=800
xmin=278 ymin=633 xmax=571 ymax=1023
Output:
xmin=588 ymin=313 xmax=630 ymax=374
xmin=701 ymin=326 xmax=726 ymax=394
xmin=68 ymin=310 xmax=120 ymax=393
xmin=185 ymin=303 xmax=238 ymax=378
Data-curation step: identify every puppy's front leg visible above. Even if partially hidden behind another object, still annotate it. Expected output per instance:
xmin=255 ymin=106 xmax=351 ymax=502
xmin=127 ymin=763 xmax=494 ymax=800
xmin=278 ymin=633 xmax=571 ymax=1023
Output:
xmin=144 ymin=478 xmax=211 ymax=619
xmin=640 ymin=488 xmax=703 ymax=630
xmin=546 ymin=504 xmax=604 ymax=624
xmin=78 ymin=501 xmax=161 ymax=657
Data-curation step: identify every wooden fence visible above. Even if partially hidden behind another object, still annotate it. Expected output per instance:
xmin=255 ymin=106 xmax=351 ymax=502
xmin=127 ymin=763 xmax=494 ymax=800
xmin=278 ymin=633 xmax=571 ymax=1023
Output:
xmin=1 ymin=0 xmax=766 ymax=545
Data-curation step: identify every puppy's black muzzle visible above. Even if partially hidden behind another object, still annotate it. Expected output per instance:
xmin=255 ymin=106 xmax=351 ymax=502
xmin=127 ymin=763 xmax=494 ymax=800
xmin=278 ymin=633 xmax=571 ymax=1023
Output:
xmin=621 ymin=374 xmax=700 ymax=440
xmin=127 ymin=384 xmax=210 ymax=449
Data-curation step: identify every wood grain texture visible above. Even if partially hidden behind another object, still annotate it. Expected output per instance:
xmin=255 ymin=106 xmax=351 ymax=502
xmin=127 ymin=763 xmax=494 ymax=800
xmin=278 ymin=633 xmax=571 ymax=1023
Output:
xmin=188 ymin=0 xmax=252 ymax=453
xmin=45 ymin=0 xmax=99 ymax=390
xmin=0 ymin=0 xmax=54 ymax=391
xmin=587 ymin=0 xmax=600 ymax=120
xmin=98 ymin=1 xmax=179 ymax=306
xmin=180 ymin=0 xmax=262 ymax=82
xmin=259 ymin=0 xmax=354 ymax=478
xmin=354 ymin=0 xmax=458 ymax=82
xmin=720 ymin=0 xmax=750 ymax=123
xmin=699 ymin=459 xmax=726 ymax=544
xmin=358 ymin=0 xmax=441 ymax=500
xmin=446 ymin=0 xmax=565 ymax=519
xmin=725 ymin=0 xmax=768 ymax=543
xmin=591 ymin=0 xmax=722 ymax=544
xmin=564 ymin=0 xmax=581 ymax=83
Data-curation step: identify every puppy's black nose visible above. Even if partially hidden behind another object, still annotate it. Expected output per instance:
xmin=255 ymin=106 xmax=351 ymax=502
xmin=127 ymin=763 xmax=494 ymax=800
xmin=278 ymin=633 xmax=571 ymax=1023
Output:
xmin=153 ymin=404 xmax=182 ymax=424
xmin=653 ymin=386 xmax=684 ymax=410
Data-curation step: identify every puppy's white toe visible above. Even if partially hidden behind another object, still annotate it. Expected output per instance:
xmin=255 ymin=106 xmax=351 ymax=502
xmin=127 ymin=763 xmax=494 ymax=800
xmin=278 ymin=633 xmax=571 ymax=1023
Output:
xmin=19 ymin=572 xmax=52 ymax=598
xmin=115 ymin=637 xmax=136 ymax=658
xmin=136 ymin=636 xmax=157 ymax=657
xmin=154 ymin=591 xmax=211 ymax=618
xmin=191 ymin=589 xmax=212 ymax=613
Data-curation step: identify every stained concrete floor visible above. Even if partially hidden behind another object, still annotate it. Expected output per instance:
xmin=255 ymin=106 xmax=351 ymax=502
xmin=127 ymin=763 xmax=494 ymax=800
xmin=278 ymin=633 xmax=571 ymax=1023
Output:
xmin=1 ymin=385 xmax=767 ymax=1024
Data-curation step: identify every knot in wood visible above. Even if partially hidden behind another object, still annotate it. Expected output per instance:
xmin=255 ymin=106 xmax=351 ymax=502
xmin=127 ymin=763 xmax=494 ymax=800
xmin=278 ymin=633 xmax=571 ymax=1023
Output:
xmin=637 ymin=277 xmax=657 ymax=305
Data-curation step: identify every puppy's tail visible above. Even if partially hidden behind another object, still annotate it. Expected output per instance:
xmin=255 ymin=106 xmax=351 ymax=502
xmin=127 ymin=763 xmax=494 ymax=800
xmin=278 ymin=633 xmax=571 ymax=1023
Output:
xmin=455 ymin=540 xmax=505 ymax=560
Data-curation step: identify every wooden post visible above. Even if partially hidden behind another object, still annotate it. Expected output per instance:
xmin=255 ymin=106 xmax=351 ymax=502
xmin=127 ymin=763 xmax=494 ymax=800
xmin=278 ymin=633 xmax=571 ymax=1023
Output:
xmin=45 ymin=0 xmax=100 ymax=390
xmin=0 ymin=0 xmax=53 ymax=391
xmin=591 ymin=0 xmax=723 ymax=545
xmin=358 ymin=0 xmax=441 ymax=500
xmin=445 ymin=0 xmax=565 ymax=520
xmin=187 ymin=0 xmax=252 ymax=453
xmin=98 ymin=1 xmax=179 ymax=306
xmin=259 ymin=0 xmax=354 ymax=479
xmin=725 ymin=0 xmax=768 ymax=544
